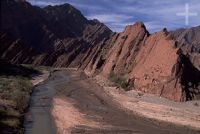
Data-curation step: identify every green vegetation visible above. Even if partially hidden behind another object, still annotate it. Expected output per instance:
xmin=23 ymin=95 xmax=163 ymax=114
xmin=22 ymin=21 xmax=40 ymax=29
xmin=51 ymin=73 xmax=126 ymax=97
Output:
xmin=109 ymin=72 xmax=133 ymax=91
xmin=0 ymin=75 xmax=32 ymax=133
xmin=0 ymin=62 xmax=46 ymax=133
xmin=0 ymin=76 xmax=32 ymax=110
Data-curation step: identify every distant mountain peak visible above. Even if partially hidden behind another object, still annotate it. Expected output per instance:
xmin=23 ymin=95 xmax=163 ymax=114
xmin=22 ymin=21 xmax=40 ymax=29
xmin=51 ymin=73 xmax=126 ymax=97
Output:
xmin=15 ymin=0 xmax=26 ymax=2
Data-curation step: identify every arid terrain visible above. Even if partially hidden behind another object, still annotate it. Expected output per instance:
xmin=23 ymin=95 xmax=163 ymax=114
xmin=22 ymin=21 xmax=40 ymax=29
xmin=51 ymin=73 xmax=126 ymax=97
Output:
xmin=24 ymin=69 xmax=200 ymax=134
xmin=1 ymin=0 xmax=200 ymax=134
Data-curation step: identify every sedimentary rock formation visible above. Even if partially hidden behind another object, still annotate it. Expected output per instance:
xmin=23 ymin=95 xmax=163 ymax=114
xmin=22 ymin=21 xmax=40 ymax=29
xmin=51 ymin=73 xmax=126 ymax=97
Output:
xmin=1 ymin=0 xmax=199 ymax=101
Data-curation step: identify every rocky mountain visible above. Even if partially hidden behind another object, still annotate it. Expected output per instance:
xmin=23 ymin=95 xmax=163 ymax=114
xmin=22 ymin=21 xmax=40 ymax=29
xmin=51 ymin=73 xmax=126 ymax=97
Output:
xmin=0 ymin=0 xmax=199 ymax=101
xmin=0 ymin=0 xmax=112 ymax=65
xmin=170 ymin=26 xmax=200 ymax=53
xmin=1 ymin=0 xmax=57 ymax=52
xmin=170 ymin=26 xmax=200 ymax=71
xmin=89 ymin=23 xmax=200 ymax=101
xmin=0 ymin=33 xmax=37 ymax=64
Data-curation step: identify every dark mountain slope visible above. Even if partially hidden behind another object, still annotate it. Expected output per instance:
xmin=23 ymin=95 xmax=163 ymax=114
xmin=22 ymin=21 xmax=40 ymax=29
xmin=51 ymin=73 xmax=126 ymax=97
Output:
xmin=170 ymin=26 xmax=200 ymax=70
xmin=0 ymin=0 xmax=112 ymax=66
xmin=1 ymin=0 xmax=59 ymax=52
xmin=170 ymin=26 xmax=200 ymax=52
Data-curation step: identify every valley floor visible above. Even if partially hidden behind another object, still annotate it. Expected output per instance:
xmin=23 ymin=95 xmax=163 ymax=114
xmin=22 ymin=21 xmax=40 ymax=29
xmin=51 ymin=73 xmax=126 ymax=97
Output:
xmin=50 ymin=69 xmax=199 ymax=134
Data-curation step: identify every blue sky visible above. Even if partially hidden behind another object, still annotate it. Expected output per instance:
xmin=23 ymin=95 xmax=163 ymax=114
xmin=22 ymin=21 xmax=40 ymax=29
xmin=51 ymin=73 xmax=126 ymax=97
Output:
xmin=28 ymin=0 xmax=200 ymax=33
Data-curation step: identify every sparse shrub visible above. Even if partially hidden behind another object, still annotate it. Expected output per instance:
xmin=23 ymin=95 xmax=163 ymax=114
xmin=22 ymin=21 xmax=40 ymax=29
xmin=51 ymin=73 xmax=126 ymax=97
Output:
xmin=0 ymin=63 xmax=43 ymax=133
xmin=16 ymin=76 xmax=32 ymax=93
xmin=12 ymin=90 xmax=30 ymax=112
xmin=109 ymin=72 xmax=133 ymax=91
xmin=121 ymin=81 xmax=130 ymax=91
xmin=0 ymin=74 xmax=32 ymax=133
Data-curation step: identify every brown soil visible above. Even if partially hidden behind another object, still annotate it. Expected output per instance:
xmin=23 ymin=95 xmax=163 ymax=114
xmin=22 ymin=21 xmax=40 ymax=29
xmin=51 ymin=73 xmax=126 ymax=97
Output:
xmin=52 ymin=69 xmax=199 ymax=134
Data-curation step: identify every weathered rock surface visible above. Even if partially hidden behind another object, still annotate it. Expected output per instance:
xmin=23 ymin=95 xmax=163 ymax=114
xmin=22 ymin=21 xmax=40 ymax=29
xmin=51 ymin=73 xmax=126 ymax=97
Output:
xmin=129 ymin=29 xmax=181 ymax=101
xmin=91 ymin=23 xmax=200 ymax=101
xmin=96 ymin=24 xmax=183 ymax=101
xmin=101 ymin=22 xmax=149 ymax=76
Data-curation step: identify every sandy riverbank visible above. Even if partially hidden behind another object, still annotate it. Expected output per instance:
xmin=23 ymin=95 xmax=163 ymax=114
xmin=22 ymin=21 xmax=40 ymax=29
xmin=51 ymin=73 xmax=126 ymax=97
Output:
xmin=95 ymin=75 xmax=200 ymax=130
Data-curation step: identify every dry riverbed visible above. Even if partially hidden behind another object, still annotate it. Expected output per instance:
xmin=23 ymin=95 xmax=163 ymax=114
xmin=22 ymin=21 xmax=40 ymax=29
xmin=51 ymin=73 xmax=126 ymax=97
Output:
xmin=52 ymin=69 xmax=200 ymax=134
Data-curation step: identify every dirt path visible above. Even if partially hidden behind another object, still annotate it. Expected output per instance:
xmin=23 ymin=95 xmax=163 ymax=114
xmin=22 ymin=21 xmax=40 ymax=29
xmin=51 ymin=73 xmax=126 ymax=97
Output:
xmin=51 ymin=70 xmax=199 ymax=134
